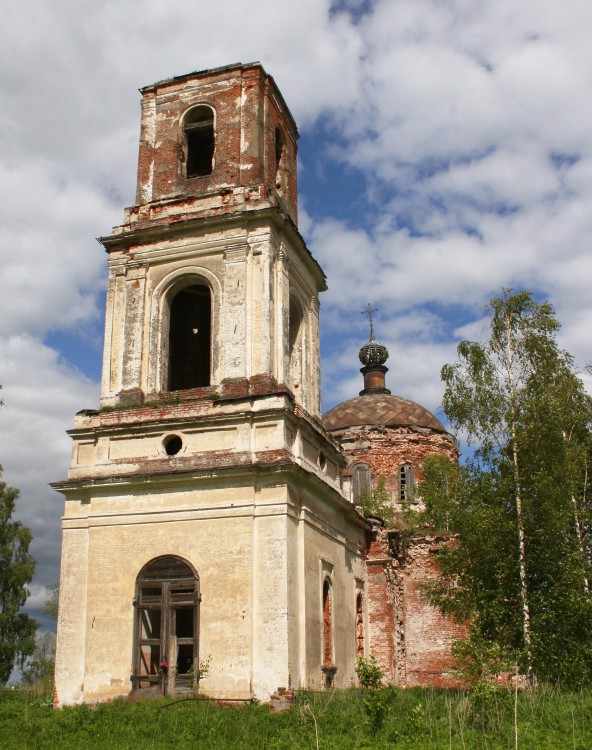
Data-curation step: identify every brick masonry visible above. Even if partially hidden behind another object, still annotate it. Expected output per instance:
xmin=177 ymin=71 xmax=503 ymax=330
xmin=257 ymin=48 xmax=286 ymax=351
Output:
xmin=364 ymin=525 xmax=465 ymax=688
xmin=339 ymin=423 xmax=458 ymax=493
xmin=134 ymin=63 xmax=299 ymax=226
xmin=326 ymin=418 xmax=465 ymax=687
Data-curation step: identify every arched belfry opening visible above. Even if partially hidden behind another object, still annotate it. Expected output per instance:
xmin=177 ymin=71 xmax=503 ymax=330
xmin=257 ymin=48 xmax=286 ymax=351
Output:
xmin=168 ymin=283 xmax=211 ymax=391
xmin=132 ymin=556 xmax=200 ymax=695
xmin=275 ymin=126 xmax=285 ymax=190
xmin=288 ymin=294 xmax=304 ymax=390
xmin=183 ymin=105 xmax=215 ymax=178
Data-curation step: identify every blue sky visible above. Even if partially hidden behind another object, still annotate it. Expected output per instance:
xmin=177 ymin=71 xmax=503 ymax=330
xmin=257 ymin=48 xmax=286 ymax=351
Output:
xmin=1 ymin=0 xmax=592 ymax=627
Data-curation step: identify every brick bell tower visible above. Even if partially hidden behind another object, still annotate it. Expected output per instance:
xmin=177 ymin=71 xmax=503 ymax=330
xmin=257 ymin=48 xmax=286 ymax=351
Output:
xmin=53 ymin=63 xmax=368 ymax=706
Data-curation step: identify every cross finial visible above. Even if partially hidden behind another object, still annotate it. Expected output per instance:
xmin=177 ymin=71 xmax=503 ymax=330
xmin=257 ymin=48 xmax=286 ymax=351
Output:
xmin=361 ymin=303 xmax=379 ymax=340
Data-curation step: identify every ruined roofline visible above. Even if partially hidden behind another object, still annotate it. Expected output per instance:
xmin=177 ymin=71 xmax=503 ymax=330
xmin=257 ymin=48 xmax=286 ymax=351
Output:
xmin=139 ymin=61 xmax=299 ymax=141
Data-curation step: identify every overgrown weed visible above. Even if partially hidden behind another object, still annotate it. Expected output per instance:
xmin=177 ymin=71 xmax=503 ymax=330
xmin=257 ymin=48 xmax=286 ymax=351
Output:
xmin=1 ymin=684 xmax=591 ymax=749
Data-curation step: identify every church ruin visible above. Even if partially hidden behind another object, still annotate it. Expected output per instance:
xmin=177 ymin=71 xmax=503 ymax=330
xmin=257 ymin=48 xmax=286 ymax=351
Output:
xmin=53 ymin=62 xmax=460 ymax=705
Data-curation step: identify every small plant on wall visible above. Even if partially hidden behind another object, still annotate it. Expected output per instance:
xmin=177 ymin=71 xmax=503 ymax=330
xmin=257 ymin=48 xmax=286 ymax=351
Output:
xmin=357 ymin=478 xmax=394 ymax=526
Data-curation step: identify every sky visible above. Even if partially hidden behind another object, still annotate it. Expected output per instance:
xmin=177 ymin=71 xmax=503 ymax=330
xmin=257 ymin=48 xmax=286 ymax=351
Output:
xmin=1 ymin=0 xmax=592 ymax=628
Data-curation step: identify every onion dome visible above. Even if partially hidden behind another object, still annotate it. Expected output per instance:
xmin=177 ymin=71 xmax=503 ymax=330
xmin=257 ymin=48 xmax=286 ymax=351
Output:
xmin=359 ymin=336 xmax=389 ymax=367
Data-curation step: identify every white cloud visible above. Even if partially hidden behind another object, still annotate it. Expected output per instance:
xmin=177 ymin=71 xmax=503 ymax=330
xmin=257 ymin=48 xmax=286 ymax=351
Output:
xmin=23 ymin=583 xmax=53 ymax=614
xmin=0 ymin=335 xmax=99 ymax=585
xmin=1 ymin=0 xmax=592 ymax=613
xmin=0 ymin=163 xmax=113 ymax=337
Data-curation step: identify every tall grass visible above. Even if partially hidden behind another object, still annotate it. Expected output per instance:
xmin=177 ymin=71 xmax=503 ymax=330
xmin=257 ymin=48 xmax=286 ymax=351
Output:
xmin=0 ymin=684 xmax=590 ymax=749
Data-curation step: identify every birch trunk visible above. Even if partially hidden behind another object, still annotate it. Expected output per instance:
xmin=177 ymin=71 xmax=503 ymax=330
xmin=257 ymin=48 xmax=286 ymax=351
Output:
xmin=506 ymin=318 xmax=533 ymax=680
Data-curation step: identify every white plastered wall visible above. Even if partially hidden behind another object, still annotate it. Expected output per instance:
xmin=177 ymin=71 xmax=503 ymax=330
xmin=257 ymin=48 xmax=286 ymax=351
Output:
xmin=55 ymin=468 xmax=366 ymax=705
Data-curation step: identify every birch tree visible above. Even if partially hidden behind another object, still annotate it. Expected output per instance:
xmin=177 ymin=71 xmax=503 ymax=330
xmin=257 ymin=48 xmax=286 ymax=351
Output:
xmin=427 ymin=290 xmax=592 ymax=683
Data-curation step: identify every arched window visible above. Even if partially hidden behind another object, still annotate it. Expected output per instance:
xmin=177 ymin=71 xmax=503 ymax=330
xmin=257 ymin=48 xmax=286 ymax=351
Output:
xmin=288 ymin=294 xmax=304 ymax=390
xmin=356 ymin=592 xmax=364 ymax=657
xmin=168 ymin=284 xmax=211 ymax=391
xmin=275 ymin=126 xmax=285 ymax=189
xmin=132 ymin=556 xmax=200 ymax=696
xmin=322 ymin=579 xmax=333 ymax=668
xmin=399 ymin=463 xmax=415 ymax=502
xmin=352 ymin=463 xmax=371 ymax=503
xmin=183 ymin=106 xmax=214 ymax=177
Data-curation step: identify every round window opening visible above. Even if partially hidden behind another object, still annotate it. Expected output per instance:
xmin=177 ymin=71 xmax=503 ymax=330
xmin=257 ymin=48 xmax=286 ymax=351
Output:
xmin=318 ymin=451 xmax=327 ymax=471
xmin=164 ymin=435 xmax=183 ymax=456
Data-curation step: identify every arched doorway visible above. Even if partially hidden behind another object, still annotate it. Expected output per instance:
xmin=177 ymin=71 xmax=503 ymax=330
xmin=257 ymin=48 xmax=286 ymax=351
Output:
xmin=132 ymin=556 xmax=200 ymax=696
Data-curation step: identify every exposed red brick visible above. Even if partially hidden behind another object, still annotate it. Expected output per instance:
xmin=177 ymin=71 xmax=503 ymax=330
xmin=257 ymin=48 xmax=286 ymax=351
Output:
xmin=340 ymin=424 xmax=457 ymax=490
xmin=364 ymin=527 xmax=465 ymax=688
xmin=327 ymin=407 xmax=464 ymax=687
xmin=133 ymin=64 xmax=298 ymax=225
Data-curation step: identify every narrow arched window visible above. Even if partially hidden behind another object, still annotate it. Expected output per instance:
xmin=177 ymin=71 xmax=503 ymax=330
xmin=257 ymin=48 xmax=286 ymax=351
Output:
xmin=184 ymin=106 xmax=214 ymax=177
xmin=322 ymin=579 xmax=333 ymax=668
xmin=275 ymin=127 xmax=284 ymax=171
xmin=356 ymin=592 xmax=364 ymax=657
xmin=289 ymin=295 xmax=302 ymax=355
xmin=168 ymin=284 xmax=211 ymax=391
xmin=275 ymin=126 xmax=285 ymax=188
xmin=399 ymin=463 xmax=415 ymax=502
xmin=352 ymin=463 xmax=371 ymax=502
xmin=288 ymin=294 xmax=304 ymax=390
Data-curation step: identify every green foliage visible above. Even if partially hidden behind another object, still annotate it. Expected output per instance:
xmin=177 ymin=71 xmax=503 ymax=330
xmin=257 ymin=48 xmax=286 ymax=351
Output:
xmin=1 ymin=685 xmax=591 ymax=749
xmin=449 ymin=623 xmax=517 ymax=728
xmin=198 ymin=654 xmax=211 ymax=682
xmin=362 ymin=685 xmax=396 ymax=737
xmin=421 ymin=290 xmax=592 ymax=684
xmin=0 ymin=469 xmax=37 ymax=685
xmin=42 ymin=583 xmax=59 ymax=621
xmin=20 ymin=632 xmax=55 ymax=698
xmin=451 ymin=623 xmax=517 ymax=688
xmin=416 ymin=455 xmax=462 ymax=533
xmin=20 ymin=587 xmax=58 ymax=698
xmin=185 ymin=654 xmax=211 ymax=684
xmin=357 ymin=654 xmax=384 ymax=689
xmin=356 ymin=655 xmax=396 ymax=737
xmin=357 ymin=479 xmax=394 ymax=526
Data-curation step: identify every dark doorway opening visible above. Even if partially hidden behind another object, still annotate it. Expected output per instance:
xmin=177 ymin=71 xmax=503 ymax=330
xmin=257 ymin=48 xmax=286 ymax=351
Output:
xmin=168 ymin=284 xmax=211 ymax=391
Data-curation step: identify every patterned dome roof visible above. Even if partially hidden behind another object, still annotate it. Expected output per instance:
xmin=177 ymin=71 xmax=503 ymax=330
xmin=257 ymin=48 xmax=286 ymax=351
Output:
xmin=323 ymin=393 xmax=446 ymax=432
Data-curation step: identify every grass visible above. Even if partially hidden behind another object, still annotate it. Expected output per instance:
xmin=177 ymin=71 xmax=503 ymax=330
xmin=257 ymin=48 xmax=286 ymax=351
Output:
xmin=0 ymin=685 xmax=590 ymax=749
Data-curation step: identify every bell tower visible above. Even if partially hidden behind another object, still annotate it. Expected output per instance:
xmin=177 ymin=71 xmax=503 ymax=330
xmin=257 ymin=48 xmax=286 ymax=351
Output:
xmin=99 ymin=62 xmax=320 ymax=415
xmin=53 ymin=63 xmax=368 ymax=706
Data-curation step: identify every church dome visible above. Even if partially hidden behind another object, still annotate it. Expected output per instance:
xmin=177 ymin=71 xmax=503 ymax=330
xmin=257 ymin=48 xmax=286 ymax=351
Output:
xmin=326 ymin=310 xmax=448 ymax=434
xmin=323 ymin=393 xmax=446 ymax=433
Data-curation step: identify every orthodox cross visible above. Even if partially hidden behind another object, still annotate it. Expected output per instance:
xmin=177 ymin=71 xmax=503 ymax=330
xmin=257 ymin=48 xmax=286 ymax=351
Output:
xmin=361 ymin=303 xmax=379 ymax=339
